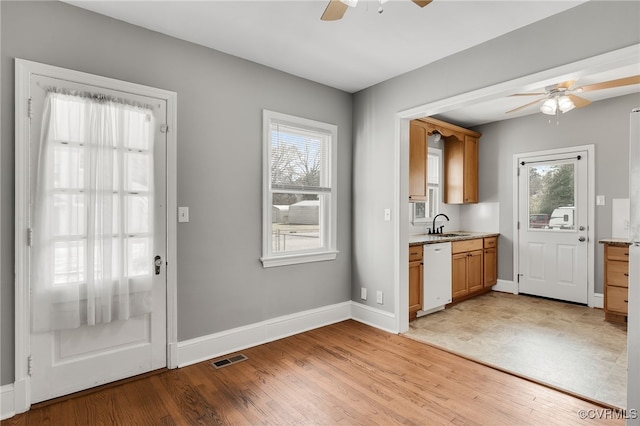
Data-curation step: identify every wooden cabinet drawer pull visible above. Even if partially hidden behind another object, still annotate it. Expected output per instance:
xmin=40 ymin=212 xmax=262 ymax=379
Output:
xmin=624 ymin=273 xmax=629 ymax=277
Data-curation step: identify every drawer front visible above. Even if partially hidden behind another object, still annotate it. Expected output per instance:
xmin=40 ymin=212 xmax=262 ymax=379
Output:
xmin=607 ymin=245 xmax=629 ymax=261
xmin=452 ymin=239 xmax=483 ymax=254
xmin=607 ymin=286 xmax=628 ymax=314
xmin=409 ymin=245 xmax=423 ymax=262
xmin=607 ymin=260 xmax=629 ymax=288
xmin=484 ymin=237 xmax=497 ymax=248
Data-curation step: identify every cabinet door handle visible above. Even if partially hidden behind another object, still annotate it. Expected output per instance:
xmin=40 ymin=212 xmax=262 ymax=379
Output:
xmin=625 ymin=300 xmax=628 ymax=303
xmin=624 ymin=273 xmax=629 ymax=277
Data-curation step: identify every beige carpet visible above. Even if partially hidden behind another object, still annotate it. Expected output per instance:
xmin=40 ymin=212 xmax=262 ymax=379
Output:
xmin=404 ymin=291 xmax=627 ymax=408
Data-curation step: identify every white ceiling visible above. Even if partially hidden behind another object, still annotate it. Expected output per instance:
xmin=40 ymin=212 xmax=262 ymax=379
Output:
xmin=64 ymin=0 xmax=640 ymax=127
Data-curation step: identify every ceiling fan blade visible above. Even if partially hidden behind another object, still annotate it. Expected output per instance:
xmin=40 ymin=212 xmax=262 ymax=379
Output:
xmin=568 ymin=94 xmax=591 ymax=109
xmin=412 ymin=0 xmax=433 ymax=7
xmin=506 ymin=97 xmax=545 ymax=114
xmin=510 ymin=92 xmax=547 ymax=97
xmin=321 ymin=0 xmax=349 ymax=21
xmin=578 ymin=75 xmax=640 ymax=93
xmin=557 ymin=80 xmax=576 ymax=90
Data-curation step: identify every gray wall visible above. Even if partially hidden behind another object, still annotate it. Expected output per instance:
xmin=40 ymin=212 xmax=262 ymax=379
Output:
xmin=352 ymin=1 xmax=640 ymax=311
xmin=471 ymin=93 xmax=640 ymax=294
xmin=0 ymin=1 xmax=353 ymax=385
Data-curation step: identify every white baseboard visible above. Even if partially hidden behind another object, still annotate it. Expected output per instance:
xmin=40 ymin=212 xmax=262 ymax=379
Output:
xmin=492 ymin=279 xmax=515 ymax=293
xmin=1 ymin=384 xmax=15 ymax=421
xmin=177 ymin=301 xmax=352 ymax=367
xmin=591 ymin=292 xmax=604 ymax=309
xmin=492 ymin=279 xmax=605 ymax=309
xmin=350 ymin=302 xmax=398 ymax=334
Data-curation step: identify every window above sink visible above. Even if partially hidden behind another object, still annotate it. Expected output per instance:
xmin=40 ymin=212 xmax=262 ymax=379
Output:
xmin=412 ymin=147 xmax=442 ymax=224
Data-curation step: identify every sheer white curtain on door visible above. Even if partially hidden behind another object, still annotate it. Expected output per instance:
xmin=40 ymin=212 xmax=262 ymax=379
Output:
xmin=32 ymin=92 xmax=156 ymax=332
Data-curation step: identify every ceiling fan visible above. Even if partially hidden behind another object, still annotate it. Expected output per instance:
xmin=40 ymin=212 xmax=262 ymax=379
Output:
xmin=321 ymin=0 xmax=432 ymax=21
xmin=506 ymin=75 xmax=640 ymax=116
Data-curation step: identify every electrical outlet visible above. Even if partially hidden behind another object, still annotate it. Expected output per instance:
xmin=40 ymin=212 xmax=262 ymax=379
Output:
xmin=376 ymin=291 xmax=383 ymax=305
xmin=361 ymin=288 xmax=367 ymax=300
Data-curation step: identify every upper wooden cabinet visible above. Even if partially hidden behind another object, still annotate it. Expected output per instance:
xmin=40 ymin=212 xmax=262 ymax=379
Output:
xmin=411 ymin=117 xmax=481 ymax=204
xmin=445 ymin=135 xmax=478 ymax=204
xmin=409 ymin=121 xmax=428 ymax=202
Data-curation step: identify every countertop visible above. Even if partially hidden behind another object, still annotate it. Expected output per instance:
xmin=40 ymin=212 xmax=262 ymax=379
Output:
xmin=409 ymin=231 xmax=500 ymax=246
xmin=598 ymin=238 xmax=631 ymax=247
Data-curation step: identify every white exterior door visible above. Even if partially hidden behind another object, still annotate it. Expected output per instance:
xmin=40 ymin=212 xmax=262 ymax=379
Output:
xmin=517 ymin=150 xmax=589 ymax=304
xmin=27 ymin=74 xmax=167 ymax=403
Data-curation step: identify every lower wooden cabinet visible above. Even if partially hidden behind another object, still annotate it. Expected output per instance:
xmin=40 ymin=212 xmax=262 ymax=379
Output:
xmin=603 ymin=243 xmax=629 ymax=324
xmin=410 ymin=236 xmax=499 ymax=315
xmin=451 ymin=239 xmax=483 ymax=299
xmin=409 ymin=245 xmax=423 ymax=320
xmin=451 ymin=236 xmax=498 ymax=303
xmin=483 ymin=237 xmax=498 ymax=287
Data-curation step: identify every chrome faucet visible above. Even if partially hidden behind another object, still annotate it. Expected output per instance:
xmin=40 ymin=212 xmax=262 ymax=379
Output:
xmin=429 ymin=213 xmax=450 ymax=234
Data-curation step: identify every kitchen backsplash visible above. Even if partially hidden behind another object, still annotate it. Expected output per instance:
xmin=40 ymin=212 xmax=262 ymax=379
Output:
xmin=459 ymin=202 xmax=500 ymax=233
xmin=408 ymin=202 xmax=500 ymax=234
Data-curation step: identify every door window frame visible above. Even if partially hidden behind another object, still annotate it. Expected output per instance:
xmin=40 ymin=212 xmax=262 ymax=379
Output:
xmin=512 ymin=145 xmax=595 ymax=306
xmin=14 ymin=58 xmax=178 ymax=411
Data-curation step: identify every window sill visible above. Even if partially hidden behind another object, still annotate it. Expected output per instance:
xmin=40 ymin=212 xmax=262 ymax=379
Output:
xmin=260 ymin=250 xmax=339 ymax=268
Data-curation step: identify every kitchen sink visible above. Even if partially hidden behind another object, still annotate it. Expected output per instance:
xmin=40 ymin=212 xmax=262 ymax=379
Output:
xmin=431 ymin=232 xmax=470 ymax=238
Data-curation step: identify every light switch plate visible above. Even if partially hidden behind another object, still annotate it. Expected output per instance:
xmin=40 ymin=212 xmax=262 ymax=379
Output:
xmin=596 ymin=195 xmax=605 ymax=206
xmin=178 ymin=206 xmax=189 ymax=223
xmin=376 ymin=291 xmax=383 ymax=305
xmin=384 ymin=208 xmax=391 ymax=221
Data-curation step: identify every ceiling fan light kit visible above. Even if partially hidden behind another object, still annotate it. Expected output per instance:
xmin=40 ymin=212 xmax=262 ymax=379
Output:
xmin=540 ymin=95 xmax=575 ymax=115
xmin=507 ymin=74 xmax=639 ymax=117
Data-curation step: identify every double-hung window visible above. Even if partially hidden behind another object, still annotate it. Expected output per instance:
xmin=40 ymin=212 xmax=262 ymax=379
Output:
xmin=426 ymin=147 xmax=441 ymax=218
xmin=261 ymin=110 xmax=338 ymax=267
xmin=412 ymin=147 xmax=441 ymax=223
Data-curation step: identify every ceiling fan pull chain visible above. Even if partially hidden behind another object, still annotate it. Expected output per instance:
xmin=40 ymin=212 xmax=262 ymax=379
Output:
xmin=378 ymin=0 xmax=384 ymax=14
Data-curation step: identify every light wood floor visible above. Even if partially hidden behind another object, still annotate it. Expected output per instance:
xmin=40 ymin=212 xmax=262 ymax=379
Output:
xmin=3 ymin=320 xmax=623 ymax=425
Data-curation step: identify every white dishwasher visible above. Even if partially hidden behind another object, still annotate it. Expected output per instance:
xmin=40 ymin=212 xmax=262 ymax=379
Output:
xmin=421 ymin=242 xmax=452 ymax=314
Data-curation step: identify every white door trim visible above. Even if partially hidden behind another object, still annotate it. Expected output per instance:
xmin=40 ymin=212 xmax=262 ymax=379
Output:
xmin=512 ymin=145 xmax=596 ymax=307
xmin=13 ymin=58 xmax=178 ymax=413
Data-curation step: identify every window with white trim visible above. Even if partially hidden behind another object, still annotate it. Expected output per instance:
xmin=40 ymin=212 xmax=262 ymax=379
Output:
xmin=426 ymin=147 xmax=441 ymax=219
xmin=412 ymin=147 xmax=441 ymax=223
xmin=261 ymin=110 xmax=338 ymax=268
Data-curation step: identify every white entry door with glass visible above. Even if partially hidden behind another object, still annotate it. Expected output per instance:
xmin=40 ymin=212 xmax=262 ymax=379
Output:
xmin=517 ymin=149 xmax=589 ymax=304
xmin=25 ymin=71 xmax=168 ymax=403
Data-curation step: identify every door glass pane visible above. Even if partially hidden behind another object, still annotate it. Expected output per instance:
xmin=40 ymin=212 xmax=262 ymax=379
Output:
xmin=528 ymin=162 xmax=575 ymax=231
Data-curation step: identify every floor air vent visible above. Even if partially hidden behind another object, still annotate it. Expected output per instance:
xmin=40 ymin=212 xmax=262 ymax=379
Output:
xmin=212 ymin=353 xmax=248 ymax=369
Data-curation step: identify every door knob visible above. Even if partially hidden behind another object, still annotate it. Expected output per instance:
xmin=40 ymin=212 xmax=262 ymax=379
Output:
xmin=578 ymin=236 xmax=586 ymax=242
xmin=154 ymin=255 xmax=162 ymax=275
